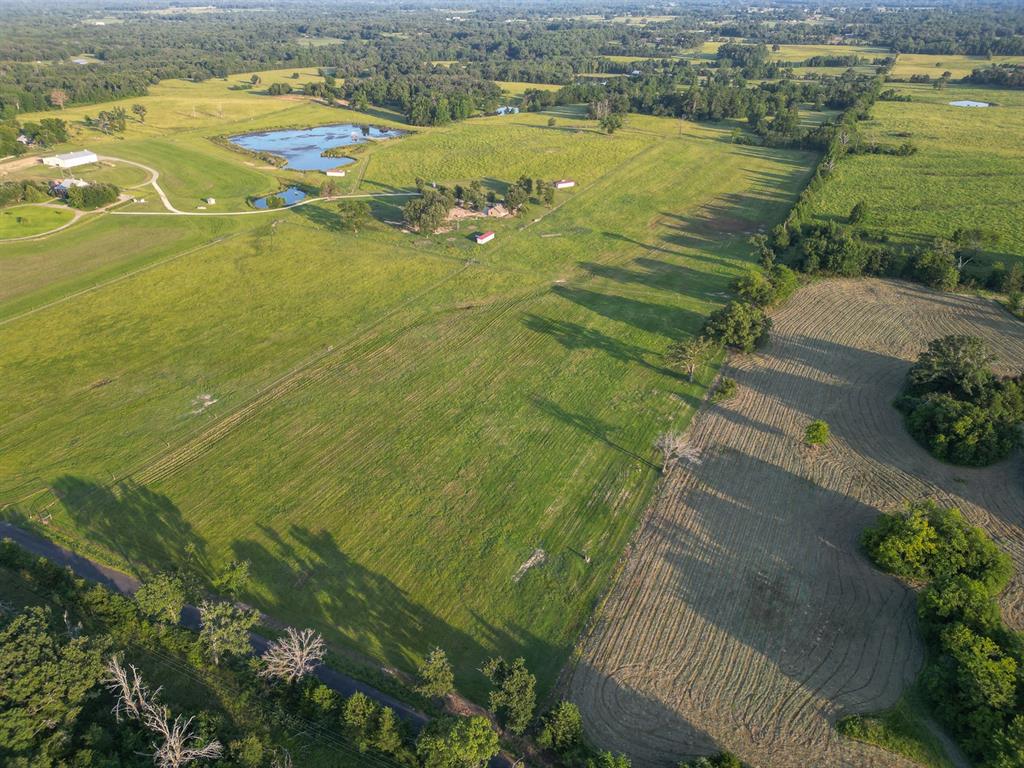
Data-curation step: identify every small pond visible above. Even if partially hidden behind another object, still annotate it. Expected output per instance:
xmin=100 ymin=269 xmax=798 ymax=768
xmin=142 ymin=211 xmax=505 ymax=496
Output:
xmin=253 ymin=186 xmax=307 ymax=209
xmin=230 ymin=124 xmax=403 ymax=171
xmin=949 ymin=100 xmax=991 ymax=108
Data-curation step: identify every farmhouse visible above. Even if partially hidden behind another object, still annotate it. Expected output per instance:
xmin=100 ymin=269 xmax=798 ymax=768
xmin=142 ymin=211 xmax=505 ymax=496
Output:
xmin=325 ymin=169 xmax=347 ymax=177
xmin=42 ymin=150 xmax=98 ymax=169
xmin=49 ymin=178 xmax=90 ymax=198
xmin=204 ymin=197 xmax=216 ymax=204
xmin=475 ymin=231 xmax=495 ymax=245
xmin=495 ymin=105 xmax=520 ymax=115
xmin=554 ymin=179 xmax=576 ymax=189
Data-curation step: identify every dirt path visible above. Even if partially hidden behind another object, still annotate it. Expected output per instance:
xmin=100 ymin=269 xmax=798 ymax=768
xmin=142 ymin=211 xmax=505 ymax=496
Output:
xmin=568 ymin=279 xmax=1023 ymax=768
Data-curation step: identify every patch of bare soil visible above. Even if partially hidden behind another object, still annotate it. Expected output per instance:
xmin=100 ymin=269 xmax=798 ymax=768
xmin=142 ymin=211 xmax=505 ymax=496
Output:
xmin=569 ymin=279 xmax=1024 ymax=768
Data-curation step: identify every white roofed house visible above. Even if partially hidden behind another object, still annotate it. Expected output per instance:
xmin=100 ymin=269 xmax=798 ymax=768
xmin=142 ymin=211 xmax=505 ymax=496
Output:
xmin=553 ymin=179 xmax=576 ymax=189
xmin=42 ymin=150 xmax=98 ymax=169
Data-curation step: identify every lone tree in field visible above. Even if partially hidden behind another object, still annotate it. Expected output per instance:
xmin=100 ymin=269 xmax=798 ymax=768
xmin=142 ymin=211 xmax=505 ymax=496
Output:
xmin=250 ymin=74 xmax=261 ymax=85
xmin=666 ymin=336 xmax=718 ymax=382
xmin=415 ymin=647 xmax=455 ymax=699
xmin=258 ymin=627 xmax=325 ymax=684
xmin=482 ymin=656 xmax=535 ymax=735
xmin=198 ymin=601 xmax=258 ymax=665
xmin=599 ymin=113 xmax=623 ymax=134
xmin=135 ymin=572 xmax=186 ymax=624
xmin=106 ymin=656 xmax=223 ymax=768
xmin=337 ymin=199 xmax=372 ymax=232
xmin=805 ymin=420 xmax=830 ymax=446
xmin=132 ymin=104 xmax=148 ymax=123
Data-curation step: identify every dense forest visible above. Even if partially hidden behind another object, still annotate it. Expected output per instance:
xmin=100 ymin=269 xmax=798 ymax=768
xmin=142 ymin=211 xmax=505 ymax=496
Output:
xmin=2 ymin=0 xmax=1023 ymax=117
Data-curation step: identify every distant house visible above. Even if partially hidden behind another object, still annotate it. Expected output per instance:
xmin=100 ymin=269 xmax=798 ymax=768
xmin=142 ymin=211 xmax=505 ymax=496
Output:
xmin=553 ymin=179 xmax=576 ymax=189
xmin=42 ymin=150 xmax=98 ymax=169
xmin=16 ymin=134 xmax=30 ymax=145
xmin=325 ymin=169 xmax=347 ymax=177
xmin=49 ymin=178 xmax=90 ymax=198
xmin=204 ymin=197 xmax=216 ymax=205
xmin=475 ymin=231 xmax=495 ymax=245
xmin=496 ymin=106 xmax=519 ymax=115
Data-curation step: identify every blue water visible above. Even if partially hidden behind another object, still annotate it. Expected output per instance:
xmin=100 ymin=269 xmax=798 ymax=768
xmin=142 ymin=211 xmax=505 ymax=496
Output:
xmin=253 ymin=186 xmax=307 ymax=209
xmin=229 ymin=124 xmax=403 ymax=171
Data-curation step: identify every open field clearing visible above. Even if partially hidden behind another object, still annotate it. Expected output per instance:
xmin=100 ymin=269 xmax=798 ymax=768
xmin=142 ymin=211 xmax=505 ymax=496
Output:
xmin=569 ymin=278 xmax=1024 ymax=767
xmin=891 ymin=53 xmax=1024 ymax=80
xmin=812 ymin=83 xmax=1024 ymax=266
xmin=0 ymin=204 xmax=74 ymax=238
xmin=0 ymin=109 xmax=814 ymax=700
xmin=0 ymin=214 xmax=243 ymax=320
xmin=768 ymin=43 xmax=890 ymax=63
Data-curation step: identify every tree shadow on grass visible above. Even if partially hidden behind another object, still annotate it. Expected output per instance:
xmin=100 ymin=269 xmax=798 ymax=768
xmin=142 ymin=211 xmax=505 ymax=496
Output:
xmin=522 ymin=313 xmax=677 ymax=376
xmin=530 ymin=395 xmax=663 ymax=472
xmin=229 ymin=523 xmax=560 ymax=697
xmin=551 ymin=283 xmax=702 ymax=339
xmin=51 ymin=476 xmax=209 ymax=577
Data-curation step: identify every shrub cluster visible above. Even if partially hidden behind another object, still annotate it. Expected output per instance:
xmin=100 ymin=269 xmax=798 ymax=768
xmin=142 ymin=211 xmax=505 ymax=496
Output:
xmin=67 ymin=182 xmax=120 ymax=210
xmin=0 ymin=179 xmax=50 ymax=207
xmin=897 ymin=335 xmax=1023 ymax=466
xmin=862 ymin=501 xmax=1022 ymax=766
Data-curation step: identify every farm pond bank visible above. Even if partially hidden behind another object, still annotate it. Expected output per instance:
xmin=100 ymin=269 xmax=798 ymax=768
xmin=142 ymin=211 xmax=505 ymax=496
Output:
xmin=229 ymin=123 xmax=403 ymax=171
xmin=253 ymin=186 xmax=306 ymax=208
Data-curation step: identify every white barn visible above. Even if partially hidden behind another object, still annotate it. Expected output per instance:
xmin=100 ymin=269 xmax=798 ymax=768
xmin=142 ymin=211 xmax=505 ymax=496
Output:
xmin=42 ymin=150 xmax=98 ymax=169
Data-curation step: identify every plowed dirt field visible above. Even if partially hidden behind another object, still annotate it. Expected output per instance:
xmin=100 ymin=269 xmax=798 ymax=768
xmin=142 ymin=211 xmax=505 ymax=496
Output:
xmin=569 ymin=278 xmax=1024 ymax=767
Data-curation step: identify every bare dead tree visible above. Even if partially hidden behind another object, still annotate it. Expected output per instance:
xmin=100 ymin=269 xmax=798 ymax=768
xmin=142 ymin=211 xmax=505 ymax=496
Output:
xmin=258 ymin=627 xmax=326 ymax=683
xmin=105 ymin=656 xmax=223 ymax=768
xmin=149 ymin=713 xmax=224 ymax=768
xmin=271 ymin=748 xmax=293 ymax=768
xmin=106 ymin=655 xmax=156 ymax=723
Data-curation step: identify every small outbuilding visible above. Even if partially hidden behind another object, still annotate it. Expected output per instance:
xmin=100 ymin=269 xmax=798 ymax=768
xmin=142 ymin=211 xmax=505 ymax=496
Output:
xmin=42 ymin=150 xmax=98 ymax=169
xmin=475 ymin=231 xmax=495 ymax=245
xmin=204 ymin=197 xmax=216 ymax=205
xmin=553 ymin=179 xmax=576 ymax=189
xmin=325 ymin=169 xmax=347 ymax=177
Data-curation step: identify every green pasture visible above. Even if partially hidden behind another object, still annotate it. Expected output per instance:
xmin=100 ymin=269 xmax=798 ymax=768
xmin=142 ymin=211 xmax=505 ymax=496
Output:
xmin=891 ymin=53 xmax=1024 ymax=80
xmin=359 ymin=112 xmax=653 ymax=192
xmin=811 ymin=83 xmax=1024 ymax=265
xmin=0 ymin=96 xmax=815 ymax=700
xmin=0 ymin=214 xmax=244 ymax=320
xmin=0 ymin=205 xmax=74 ymax=239
xmin=767 ymin=43 xmax=889 ymax=63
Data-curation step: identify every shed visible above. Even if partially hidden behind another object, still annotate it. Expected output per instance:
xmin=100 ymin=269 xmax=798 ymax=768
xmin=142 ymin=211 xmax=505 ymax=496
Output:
xmin=553 ymin=179 xmax=576 ymax=189
xmin=325 ymin=169 xmax=347 ymax=177
xmin=204 ymin=197 xmax=216 ymax=205
xmin=475 ymin=231 xmax=495 ymax=245
xmin=42 ymin=150 xmax=98 ymax=169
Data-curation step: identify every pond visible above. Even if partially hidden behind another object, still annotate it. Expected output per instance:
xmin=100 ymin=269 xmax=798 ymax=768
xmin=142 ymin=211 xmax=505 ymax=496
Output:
xmin=229 ymin=124 xmax=403 ymax=171
xmin=253 ymin=186 xmax=307 ymax=209
xmin=949 ymin=100 xmax=991 ymax=108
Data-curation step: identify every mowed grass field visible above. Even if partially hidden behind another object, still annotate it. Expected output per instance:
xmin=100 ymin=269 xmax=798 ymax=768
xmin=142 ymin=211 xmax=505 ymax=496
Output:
xmin=812 ymin=82 xmax=1024 ymax=265
xmin=1 ymin=72 xmax=815 ymax=699
xmin=0 ymin=205 xmax=74 ymax=239
xmin=891 ymin=52 xmax=1024 ymax=80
